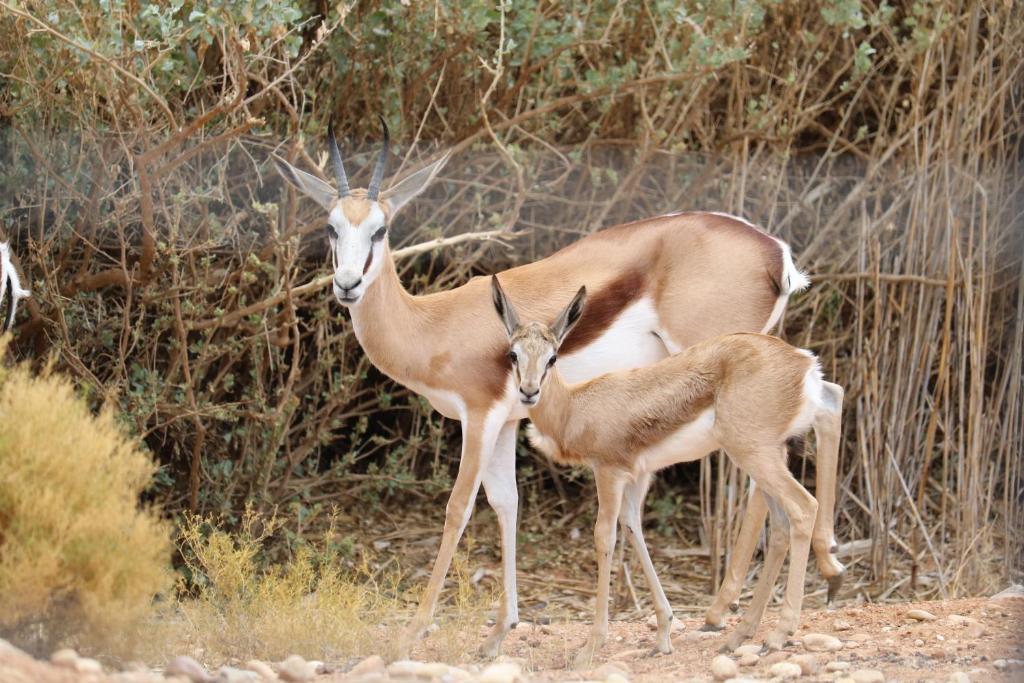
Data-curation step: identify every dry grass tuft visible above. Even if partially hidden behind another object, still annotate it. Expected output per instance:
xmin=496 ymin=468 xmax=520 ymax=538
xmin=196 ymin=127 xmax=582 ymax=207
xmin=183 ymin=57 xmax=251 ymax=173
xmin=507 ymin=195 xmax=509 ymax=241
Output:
xmin=0 ymin=337 xmax=173 ymax=655
xmin=143 ymin=509 xmax=492 ymax=666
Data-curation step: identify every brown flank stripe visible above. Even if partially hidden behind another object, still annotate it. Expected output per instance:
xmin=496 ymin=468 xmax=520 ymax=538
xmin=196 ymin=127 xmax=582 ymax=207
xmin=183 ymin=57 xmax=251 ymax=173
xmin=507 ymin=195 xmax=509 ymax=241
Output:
xmin=560 ymin=269 xmax=646 ymax=355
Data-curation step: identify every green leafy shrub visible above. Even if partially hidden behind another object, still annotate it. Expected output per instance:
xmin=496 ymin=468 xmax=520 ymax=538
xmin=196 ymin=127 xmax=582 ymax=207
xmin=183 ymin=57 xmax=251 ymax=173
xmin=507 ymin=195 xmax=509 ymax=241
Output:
xmin=0 ymin=338 xmax=173 ymax=652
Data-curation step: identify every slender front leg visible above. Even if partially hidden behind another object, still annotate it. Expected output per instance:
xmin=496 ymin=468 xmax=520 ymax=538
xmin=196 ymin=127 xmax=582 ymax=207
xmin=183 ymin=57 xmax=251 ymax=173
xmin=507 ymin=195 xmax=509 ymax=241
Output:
xmin=619 ymin=472 xmax=674 ymax=655
xmin=704 ymin=485 xmax=769 ymax=630
xmin=574 ymin=468 xmax=627 ymax=669
xmin=403 ymin=412 xmax=503 ymax=651
xmin=479 ymin=421 xmax=520 ymax=657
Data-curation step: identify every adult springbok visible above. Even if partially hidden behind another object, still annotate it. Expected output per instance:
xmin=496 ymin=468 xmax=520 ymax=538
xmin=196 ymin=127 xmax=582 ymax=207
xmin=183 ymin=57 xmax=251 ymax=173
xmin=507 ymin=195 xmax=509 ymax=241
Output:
xmin=1 ymin=241 xmax=30 ymax=333
xmin=272 ymin=121 xmax=845 ymax=656
xmin=491 ymin=276 xmax=845 ymax=665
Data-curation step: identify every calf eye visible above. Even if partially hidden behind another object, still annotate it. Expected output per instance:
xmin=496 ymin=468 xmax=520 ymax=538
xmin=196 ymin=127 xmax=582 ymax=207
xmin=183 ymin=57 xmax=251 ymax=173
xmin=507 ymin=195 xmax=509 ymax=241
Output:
xmin=371 ymin=227 xmax=387 ymax=242
xmin=507 ymin=351 xmax=518 ymax=365
xmin=547 ymin=355 xmax=557 ymax=367
xmin=325 ymin=224 xmax=338 ymax=239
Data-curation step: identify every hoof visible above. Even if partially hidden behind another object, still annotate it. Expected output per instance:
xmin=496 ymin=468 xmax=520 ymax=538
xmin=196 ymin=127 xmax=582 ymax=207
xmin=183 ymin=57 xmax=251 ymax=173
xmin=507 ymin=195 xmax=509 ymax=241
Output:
xmin=827 ymin=571 xmax=845 ymax=604
xmin=700 ymin=622 xmax=725 ymax=632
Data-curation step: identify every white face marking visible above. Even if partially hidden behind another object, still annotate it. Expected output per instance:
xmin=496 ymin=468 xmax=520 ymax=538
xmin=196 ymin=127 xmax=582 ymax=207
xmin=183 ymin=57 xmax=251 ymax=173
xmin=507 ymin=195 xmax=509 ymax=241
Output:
xmin=557 ymin=297 xmax=668 ymax=383
xmin=327 ymin=202 xmax=388 ymax=305
xmin=509 ymin=337 xmax=556 ymax=406
xmin=634 ymin=408 xmax=719 ymax=474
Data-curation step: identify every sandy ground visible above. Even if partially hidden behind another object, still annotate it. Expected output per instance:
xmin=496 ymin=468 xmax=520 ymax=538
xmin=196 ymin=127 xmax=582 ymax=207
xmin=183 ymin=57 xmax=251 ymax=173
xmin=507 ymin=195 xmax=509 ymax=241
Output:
xmin=2 ymin=595 xmax=1021 ymax=682
xmin=409 ymin=596 xmax=1024 ymax=682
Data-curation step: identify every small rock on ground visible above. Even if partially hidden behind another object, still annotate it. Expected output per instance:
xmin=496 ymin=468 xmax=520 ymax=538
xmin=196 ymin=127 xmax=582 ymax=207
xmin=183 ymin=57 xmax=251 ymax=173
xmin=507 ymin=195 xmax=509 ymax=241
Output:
xmin=243 ymin=660 xmax=277 ymax=681
xmin=788 ymin=654 xmax=820 ymax=675
xmin=827 ymin=661 xmax=852 ymax=672
xmin=737 ymin=653 xmax=759 ymax=667
xmin=948 ymin=673 xmax=971 ymax=683
xmin=988 ymin=584 xmax=1024 ymax=602
xmin=278 ymin=655 xmax=316 ymax=683
xmin=907 ymin=608 xmax=938 ymax=621
xmin=770 ymin=662 xmax=803 ymax=679
xmin=733 ymin=644 xmax=762 ymax=657
xmin=802 ymin=633 xmax=843 ymax=652
xmin=348 ymin=656 xmax=385 ymax=677
xmin=479 ymin=661 xmax=523 ymax=683
xmin=166 ymin=655 xmax=215 ymax=683
xmin=710 ymin=654 xmax=738 ymax=681
xmin=833 ymin=619 xmax=853 ymax=631
xmin=850 ymin=669 xmax=886 ymax=683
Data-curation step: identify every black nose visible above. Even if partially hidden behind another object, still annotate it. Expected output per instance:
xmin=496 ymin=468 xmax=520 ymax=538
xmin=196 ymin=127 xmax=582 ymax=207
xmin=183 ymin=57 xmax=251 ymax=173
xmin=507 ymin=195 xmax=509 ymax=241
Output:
xmin=334 ymin=276 xmax=362 ymax=292
xmin=520 ymin=388 xmax=539 ymax=400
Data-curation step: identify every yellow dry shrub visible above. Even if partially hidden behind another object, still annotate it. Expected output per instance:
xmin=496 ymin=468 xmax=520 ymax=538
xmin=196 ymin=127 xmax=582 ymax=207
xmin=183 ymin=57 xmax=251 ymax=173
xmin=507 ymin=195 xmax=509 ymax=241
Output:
xmin=0 ymin=338 xmax=173 ymax=651
xmin=154 ymin=510 xmax=492 ymax=665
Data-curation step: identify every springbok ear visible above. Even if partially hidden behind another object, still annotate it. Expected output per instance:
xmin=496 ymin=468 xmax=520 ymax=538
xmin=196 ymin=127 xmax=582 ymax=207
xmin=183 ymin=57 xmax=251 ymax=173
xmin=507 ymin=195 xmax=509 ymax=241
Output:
xmin=272 ymin=154 xmax=337 ymax=210
xmin=491 ymin=275 xmax=521 ymax=338
xmin=381 ymin=152 xmax=451 ymax=218
xmin=551 ymin=285 xmax=587 ymax=347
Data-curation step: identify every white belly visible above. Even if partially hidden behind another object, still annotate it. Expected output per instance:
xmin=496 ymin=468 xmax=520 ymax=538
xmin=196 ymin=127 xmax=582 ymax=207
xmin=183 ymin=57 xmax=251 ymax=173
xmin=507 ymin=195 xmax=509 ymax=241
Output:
xmin=558 ymin=297 xmax=669 ymax=384
xmin=635 ymin=408 xmax=719 ymax=474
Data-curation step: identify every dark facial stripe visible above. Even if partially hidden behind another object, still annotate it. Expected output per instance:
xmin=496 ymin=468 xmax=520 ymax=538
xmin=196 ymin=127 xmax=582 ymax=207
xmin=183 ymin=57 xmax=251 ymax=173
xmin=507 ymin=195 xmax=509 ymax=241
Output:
xmin=559 ymin=269 xmax=646 ymax=355
xmin=3 ymin=273 xmax=14 ymax=332
xmin=363 ymin=247 xmax=374 ymax=274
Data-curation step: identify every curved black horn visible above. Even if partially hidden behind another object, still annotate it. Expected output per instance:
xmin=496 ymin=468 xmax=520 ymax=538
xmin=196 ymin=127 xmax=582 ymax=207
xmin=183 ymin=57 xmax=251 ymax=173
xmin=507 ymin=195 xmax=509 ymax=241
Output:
xmin=327 ymin=118 xmax=351 ymax=198
xmin=367 ymin=115 xmax=389 ymax=201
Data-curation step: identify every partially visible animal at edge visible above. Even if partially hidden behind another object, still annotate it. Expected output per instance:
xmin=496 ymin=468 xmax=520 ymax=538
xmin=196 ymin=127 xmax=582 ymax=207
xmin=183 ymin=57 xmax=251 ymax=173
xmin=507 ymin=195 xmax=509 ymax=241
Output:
xmin=491 ymin=275 xmax=845 ymax=666
xmin=271 ymin=119 xmax=844 ymax=657
xmin=1 ymin=240 xmax=30 ymax=334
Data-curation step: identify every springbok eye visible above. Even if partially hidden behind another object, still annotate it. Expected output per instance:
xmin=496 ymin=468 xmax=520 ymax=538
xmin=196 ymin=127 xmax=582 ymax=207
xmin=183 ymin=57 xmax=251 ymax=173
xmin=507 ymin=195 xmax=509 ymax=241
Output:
xmin=507 ymin=351 xmax=518 ymax=365
xmin=371 ymin=227 xmax=387 ymax=242
xmin=325 ymin=224 xmax=338 ymax=239
xmin=547 ymin=355 xmax=557 ymax=367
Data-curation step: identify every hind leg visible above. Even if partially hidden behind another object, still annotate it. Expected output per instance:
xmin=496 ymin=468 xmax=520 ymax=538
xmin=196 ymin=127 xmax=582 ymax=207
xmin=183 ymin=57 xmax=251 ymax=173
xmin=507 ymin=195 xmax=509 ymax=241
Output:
xmin=722 ymin=492 xmax=790 ymax=652
xmin=620 ymin=472 xmax=674 ymax=654
xmin=704 ymin=484 xmax=768 ymax=631
xmin=811 ymin=382 xmax=846 ymax=604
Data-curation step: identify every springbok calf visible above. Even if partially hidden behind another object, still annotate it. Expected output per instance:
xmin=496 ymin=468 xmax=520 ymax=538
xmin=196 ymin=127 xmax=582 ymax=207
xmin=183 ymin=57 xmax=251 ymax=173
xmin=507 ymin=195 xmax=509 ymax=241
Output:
xmin=1 ymin=241 xmax=30 ymax=333
xmin=490 ymin=276 xmax=845 ymax=665
xmin=272 ymin=121 xmax=844 ymax=655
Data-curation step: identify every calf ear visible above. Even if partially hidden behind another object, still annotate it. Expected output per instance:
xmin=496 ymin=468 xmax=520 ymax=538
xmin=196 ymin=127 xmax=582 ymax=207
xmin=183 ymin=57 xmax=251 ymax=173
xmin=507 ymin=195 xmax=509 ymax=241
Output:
xmin=491 ymin=275 xmax=521 ymax=337
xmin=381 ymin=152 xmax=450 ymax=218
xmin=272 ymin=155 xmax=337 ymax=210
xmin=551 ymin=286 xmax=587 ymax=346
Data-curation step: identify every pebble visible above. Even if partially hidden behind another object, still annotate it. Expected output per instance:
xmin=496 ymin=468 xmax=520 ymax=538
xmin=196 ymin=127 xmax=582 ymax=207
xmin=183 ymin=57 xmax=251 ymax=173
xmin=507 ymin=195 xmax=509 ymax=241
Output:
xmin=218 ymin=667 xmax=261 ymax=683
xmin=907 ymin=608 xmax=937 ymax=621
xmin=833 ymin=619 xmax=853 ymax=631
xmin=243 ymin=660 xmax=277 ymax=681
xmin=710 ymin=654 xmax=738 ymax=681
xmin=993 ymin=659 xmax=1008 ymax=670
xmin=988 ymin=584 xmax=1024 ymax=602
xmin=50 ymin=648 xmax=79 ymax=669
xmin=850 ymin=669 xmax=885 ymax=683
xmin=75 ymin=657 xmax=104 ymax=674
xmin=827 ymin=661 xmax=852 ymax=672
xmin=801 ymin=633 xmax=843 ymax=652
xmin=166 ymin=656 xmax=215 ymax=683
xmin=277 ymin=655 xmax=316 ymax=683
xmin=761 ymin=651 xmax=790 ymax=666
xmin=948 ymin=674 xmax=970 ymax=683
xmin=479 ymin=661 xmax=523 ymax=683
xmin=349 ymin=656 xmax=385 ymax=677
xmin=605 ymin=675 xmax=629 ymax=683
xmin=734 ymin=644 xmax=762 ymax=657
xmin=738 ymin=653 xmax=759 ymax=667
xmin=914 ymin=639 xmax=925 ymax=646
xmin=788 ymin=654 xmax=820 ymax=675
xmin=770 ymin=662 xmax=803 ymax=679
